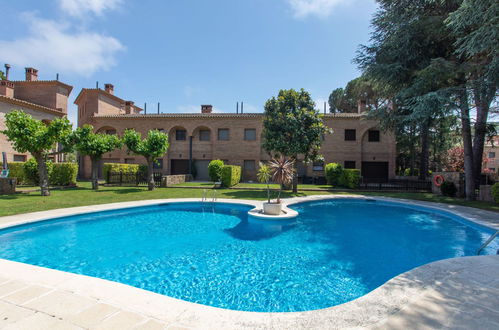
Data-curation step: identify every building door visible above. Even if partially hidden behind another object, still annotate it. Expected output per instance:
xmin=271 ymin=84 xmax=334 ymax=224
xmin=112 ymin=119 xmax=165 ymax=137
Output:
xmin=171 ymin=159 xmax=190 ymax=175
xmin=194 ymin=160 xmax=210 ymax=181
xmin=361 ymin=162 xmax=389 ymax=182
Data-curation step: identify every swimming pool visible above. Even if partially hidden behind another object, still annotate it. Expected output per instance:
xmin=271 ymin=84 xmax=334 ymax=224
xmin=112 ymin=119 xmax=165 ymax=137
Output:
xmin=0 ymin=199 xmax=497 ymax=312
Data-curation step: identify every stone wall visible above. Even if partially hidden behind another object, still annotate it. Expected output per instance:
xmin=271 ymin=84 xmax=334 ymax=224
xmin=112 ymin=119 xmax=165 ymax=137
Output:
xmin=0 ymin=177 xmax=16 ymax=195
xmin=478 ymin=185 xmax=494 ymax=202
xmin=162 ymin=174 xmax=193 ymax=187
xmin=432 ymin=172 xmax=465 ymax=197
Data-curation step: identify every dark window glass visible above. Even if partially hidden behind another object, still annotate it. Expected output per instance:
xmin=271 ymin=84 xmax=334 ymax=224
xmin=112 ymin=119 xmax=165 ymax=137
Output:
xmin=244 ymin=129 xmax=256 ymax=141
xmin=244 ymin=160 xmax=256 ymax=171
xmin=344 ymin=161 xmax=356 ymax=169
xmin=105 ymin=129 xmax=117 ymax=135
xmin=368 ymin=130 xmax=380 ymax=142
xmin=345 ymin=129 xmax=356 ymax=141
xmin=218 ymin=129 xmax=229 ymax=141
xmin=489 ymin=152 xmax=496 ymax=158
xmin=124 ymin=158 xmax=135 ymax=164
xmin=13 ymin=154 xmax=27 ymax=162
xmin=153 ymin=159 xmax=163 ymax=170
xmin=313 ymin=162 xmax=324 ymax=171
xmin=176 ymin=129 xmax=187 ymax=141
xmin=199 ymin=130 xmax=211 ymax=141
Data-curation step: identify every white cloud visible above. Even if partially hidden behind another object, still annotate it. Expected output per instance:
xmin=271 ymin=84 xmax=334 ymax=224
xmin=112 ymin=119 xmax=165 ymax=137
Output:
xmin=58 ymin=0 xmax=122 ymax=16
xmin=0 ymin=15 xmax=124 ymax=77
xmin=286 ymin=0 xmax=349 ymax=18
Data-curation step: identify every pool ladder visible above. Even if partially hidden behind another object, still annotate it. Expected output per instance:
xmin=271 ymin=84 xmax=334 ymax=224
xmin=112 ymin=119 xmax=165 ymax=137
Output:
xmin=202 ymin=189 xmax=218 ymax=203
xmin=476 ymin=230 xmax=499 ymax=255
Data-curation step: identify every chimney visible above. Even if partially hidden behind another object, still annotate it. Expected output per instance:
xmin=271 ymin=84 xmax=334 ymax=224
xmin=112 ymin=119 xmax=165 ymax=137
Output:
xmin=124 ymin=101 xmax=135 ymax=114
xmin=0 ymin=80 xmax=14 ymax=97
xmin=201 ymin=105 xmax=213 ymax=114
xmin=4 ymin=64 xmax=11 ymax=80
xmin=104 ymin=84 xmax=114 ymax=95
xmin=357 ymin=99 xmax=367 ymax=114
xmin=25 ymin=67 xmax=38 ymax=81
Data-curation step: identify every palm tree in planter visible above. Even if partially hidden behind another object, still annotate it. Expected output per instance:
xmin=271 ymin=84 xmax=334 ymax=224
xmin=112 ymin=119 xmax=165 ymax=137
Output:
xmin=257 ymin=157 xmax=294 ymax=215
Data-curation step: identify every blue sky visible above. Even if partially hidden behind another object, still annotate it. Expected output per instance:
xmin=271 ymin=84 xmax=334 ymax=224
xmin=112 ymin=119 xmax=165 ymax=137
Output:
xmin=0 ymin=0 xmax=377 ymax=124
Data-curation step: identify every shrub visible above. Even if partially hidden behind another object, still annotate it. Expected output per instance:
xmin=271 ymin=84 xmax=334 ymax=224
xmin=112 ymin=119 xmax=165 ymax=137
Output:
xmin=403 ymin=168 xmax=419 ymax=176
xmin=339 ymin=169 xmax=361 ymax=189
xmin=23 ymin=158 xmax=53 ymax=185
xmin=0 ymin=162 xmax=27 ymax=184
xmin=440 ymin=181 xmax=457 ymax=197
xmin=221 ymin=165 xmax=241 ymax=187
xmin=325 ymin=163 xmax=343 ymax=186
xmin=492 ymin=183 xmax=499 ymax=203
xmin=208 ymin=159 xmax=224 ymax=182
xmin=103 ymin=163 xmax=143 ymax=183
xmin=50 ymin=163 xmax=78 ymax=186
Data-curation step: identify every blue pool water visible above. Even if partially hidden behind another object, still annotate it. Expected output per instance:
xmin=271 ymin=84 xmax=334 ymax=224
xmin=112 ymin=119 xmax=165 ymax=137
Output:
xmin=0 ymin=199 xmax=497 ymax=312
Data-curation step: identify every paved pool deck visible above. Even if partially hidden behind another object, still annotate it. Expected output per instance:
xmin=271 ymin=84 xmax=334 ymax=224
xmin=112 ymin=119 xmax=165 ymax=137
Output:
xmin=0 ymin=195 xmax=498 ymax=329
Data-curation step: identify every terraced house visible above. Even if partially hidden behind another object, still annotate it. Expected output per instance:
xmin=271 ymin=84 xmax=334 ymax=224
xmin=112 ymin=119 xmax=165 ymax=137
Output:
xmin=0 ymin=67 xmax=72 ymax=163
xmin=76 ymin=85 xmax=397 ymax=182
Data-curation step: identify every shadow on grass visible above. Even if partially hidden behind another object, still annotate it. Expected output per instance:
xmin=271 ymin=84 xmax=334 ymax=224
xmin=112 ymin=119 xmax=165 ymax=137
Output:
xmin=220 ymin=190 xmax=308 ymax=200
xmin=94 ymin=187 xmax=145 ymax=194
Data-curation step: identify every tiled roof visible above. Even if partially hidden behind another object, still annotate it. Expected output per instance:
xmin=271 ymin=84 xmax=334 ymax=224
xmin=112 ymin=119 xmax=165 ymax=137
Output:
xmin=74 ymin=88 xmax=143 ymax=111
xmin=10 ymin=80 xmax=73 ymax=93
xmin=0 ymin=95 xmax=65 ymax=117
xmin=94 ymin=112 xmax=364 ymax=119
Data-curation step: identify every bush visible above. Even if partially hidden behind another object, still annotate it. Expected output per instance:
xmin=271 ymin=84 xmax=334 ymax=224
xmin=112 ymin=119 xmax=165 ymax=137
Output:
xmin=492 ymin=183 xmax=499 ymax=203
xmin=221 ymin=165 xmax=241 ymax=187
xmin=0 ymin=162 xmax=27 ymax=184
xmin=23 ymin=158 xmax=53 ymax=185
xmin=208 ymin=159 xmax=224 ymax=182
xmin=403 ymin=168 xmax=419 ymax=176
xmin=50 ymin=163 xmax=78 ymax=186
xmin=325 ymin=163 xmax=343 ymax=186
xmin=339 ymin=169 xmax=361 ymax=189
xmin=103 ymin=163 xmax=144 ymax=183
xmin=440 ymin=181 xmax=457 ymax=197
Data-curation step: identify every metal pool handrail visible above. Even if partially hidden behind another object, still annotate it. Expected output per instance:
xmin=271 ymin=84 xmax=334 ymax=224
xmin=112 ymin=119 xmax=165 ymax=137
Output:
xmin=477 ymin=230 xmax=499 ymax=255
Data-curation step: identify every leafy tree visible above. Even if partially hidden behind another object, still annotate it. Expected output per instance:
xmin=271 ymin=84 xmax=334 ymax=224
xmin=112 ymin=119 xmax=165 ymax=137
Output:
xmin=73 ymin=125 xmax=122 ymax=190
xmin=262 ymin=89 xmax=331 ymax=193
xmin=122 ymin=129 xmax=169 ymax=190
xmin=2 ymin=110 xmax=73 ymax=196
xmin=0 ymin=70 xmax=5 ymax=80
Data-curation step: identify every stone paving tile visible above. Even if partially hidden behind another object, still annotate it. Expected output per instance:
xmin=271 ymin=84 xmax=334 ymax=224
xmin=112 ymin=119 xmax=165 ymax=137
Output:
xmin=1 ymin=285 xmax=52 ymax=305
xmin=92 ymin=310 xmax=147 ymax=330
xmin=67 ymin=302 xmax=120 ymax=328
xmin=0 ymin=280 xmax=28 ymax=298
xmin=0 ymin=300 xmax=37 ymax=328
xmin=24 ymin=290 xmax=96 ymax=318
xmin=134 ymin=319 xmax=168 ymax=330
xmin=2 ymin=311 xmax=84 ymax=330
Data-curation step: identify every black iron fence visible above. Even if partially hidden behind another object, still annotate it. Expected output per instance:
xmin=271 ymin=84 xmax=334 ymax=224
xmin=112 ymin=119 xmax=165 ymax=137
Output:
xmin=359 ymin=179 xmax=432 ymax=192
xmin=106 ymin=171 xmax=163 ymax=187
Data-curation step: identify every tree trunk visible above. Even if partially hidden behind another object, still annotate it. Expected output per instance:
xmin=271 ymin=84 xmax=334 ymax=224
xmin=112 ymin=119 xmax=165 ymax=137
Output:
xmin=471 ymin=87 xmax=490 ymax=189
xmin=409 ymin=125 xmax=416 ymax=175
xmin=419 ymin=122 xmax=430 ymax=180
xmin=147 ymin=159 xmax=155 ymax=191
xmin=34 ymin=153 xmax=50 ymax=196
xmin=292 ymin=156 xmax=298 ymax=193
xmin=459 ymin=88 xmax=475 ymax=200
xmin=91 ymin=157 xmax=99 ymax=190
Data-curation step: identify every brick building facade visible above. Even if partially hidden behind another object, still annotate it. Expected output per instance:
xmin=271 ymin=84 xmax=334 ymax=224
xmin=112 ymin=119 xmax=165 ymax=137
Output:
xmin=0 ymin=68 xmax=72 ymax=163
xmin=76 ymin=85 xmax=397 ymax=182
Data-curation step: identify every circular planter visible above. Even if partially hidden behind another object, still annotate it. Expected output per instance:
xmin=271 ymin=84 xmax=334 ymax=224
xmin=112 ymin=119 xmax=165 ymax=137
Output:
xmin=263 ymin=202 xmax=282 ymax=215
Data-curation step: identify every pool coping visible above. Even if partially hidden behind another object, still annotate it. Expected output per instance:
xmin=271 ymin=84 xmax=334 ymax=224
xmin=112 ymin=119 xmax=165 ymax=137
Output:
xmin=1 ymin=195 xmax=499 ymax=329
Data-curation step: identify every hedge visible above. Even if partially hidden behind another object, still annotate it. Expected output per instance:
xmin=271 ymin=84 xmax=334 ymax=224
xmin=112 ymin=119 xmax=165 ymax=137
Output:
xmin=50 ymin=163 xmax=78 ymax=186
xmin=208 ymin=159 xmax=224 ymax=182
xmin=325 ymin=163 xmax=343 ymax=186
xmin=103 ymin=163 xmax=147 ymax=183
xmin=492 ymin=183 xmax=499 ymax=203
xmin=24 ymin=158 xmax=54 ymax=185
xmin=339 ymin=169 xmax=361 ymax=189
xmin=221 ymin=165 xmax=241 ymax=187
xmin=0 ymin=162 xmax=27 ymax=184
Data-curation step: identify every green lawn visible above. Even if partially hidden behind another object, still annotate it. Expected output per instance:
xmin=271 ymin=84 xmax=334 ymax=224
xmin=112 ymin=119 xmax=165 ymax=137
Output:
xmin=1 ymin=181 xmax=498 ymax=217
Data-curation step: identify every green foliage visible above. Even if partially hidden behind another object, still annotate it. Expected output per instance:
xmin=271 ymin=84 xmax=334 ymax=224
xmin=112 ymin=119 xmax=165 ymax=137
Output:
xmin=103 ymin=163 xmax=143 ymax=180
xmin=257 ymin=164 xmax=271 ymax=184
xmin=23 ymin=158 xmax=53 ymax=185
xmin=0 ymin=162 xmax=27 ymax=184
xmin=208 ymin=159 xmax=224 ymax=182
xmin=491 ymin=183 xmax=499 ymax=203
xmin=325 ymin=163 xmax=343 ymax=186
xmin=123 ymin=129 xmax=169 ymax=160
xmin=0 ymin=70 xmax=5 ymax=80
xmin=403 ymin=168 xmax=420 ymax=177
xmin=221 ymin=165 xmax=241 ymax=188
xmin=440 ymin=181 xmax=458 ymax=197
xmin=262 ymin=89 xmax=330 ymax=162
xmin=339 ymin=169 xmax=361 ymax=189
xmin=73 ymin=125 xmax=122 ymax=159
xmin=50 ymin=163 xmax=78 ymax=186
xmin=328 ymin=77 xmax=381 ymax=113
